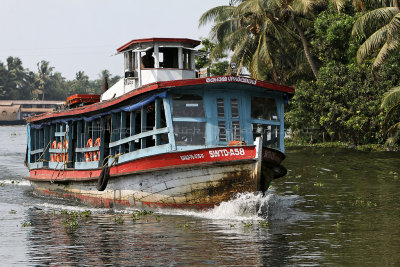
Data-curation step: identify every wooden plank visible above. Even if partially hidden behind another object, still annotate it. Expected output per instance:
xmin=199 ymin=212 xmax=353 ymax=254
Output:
xmin=55 ymin=132 xmax=66 ymax=137
xmin=120 ymin=111 xmax=126 ymax=154
xmin=155 ymin=98 xmax=161 ymax=145
xmin=109 ymin=127 xmax=169 ymax=148
xmin=162 ymin=97 xmax=175 ymax=151
xmin=118 ymin=144 xmax=170 ymax=163
xmin=75 ymin=146 xmax=100 ymax=153
xmin=141 ymin=106 xmax=147 ymax=149
xmin=129 ymin=111 xmax=136 ymax=152
xmin=99 ymin=117 xmax=105 ymax=166
xmin=30 ymin=148 xmax=44 ymax=155
xmin=43 ymin=126 xmax=50 ymax=167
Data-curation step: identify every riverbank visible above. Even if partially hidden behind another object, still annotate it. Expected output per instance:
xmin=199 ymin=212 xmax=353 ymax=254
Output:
xmin=285 ymin=139 xmax=399 ymax=152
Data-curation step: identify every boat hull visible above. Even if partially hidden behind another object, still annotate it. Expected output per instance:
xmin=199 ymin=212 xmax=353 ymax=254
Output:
xmin=30 ymin=159 xmax=274 ymax=209
xmin=27 ymin=144 xmax=286 ymax=209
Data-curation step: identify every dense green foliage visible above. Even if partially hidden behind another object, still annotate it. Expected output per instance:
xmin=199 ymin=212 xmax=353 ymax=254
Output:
xmin=201 ymin=1 xmax=400 ymax=145
xmin=0 ymin=58 xmax=120 ymax=100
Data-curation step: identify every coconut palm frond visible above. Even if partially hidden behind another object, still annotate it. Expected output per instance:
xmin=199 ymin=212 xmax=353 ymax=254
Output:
xmin=292 ymin=0 xmax=316 ymax=15
xmin=382 ymin=86 xmax=400 ymax=110
xmin=386 ymin=122 xmax=400 ymax=141
xmin=352 ymin=7 xmax=399 ymax=37
xmin=199 ymin=6 xmax=236 ymax=27
xmin=372 ymin=39 xmax=399 ymax=69
xmin=356 ymin=25 xmax=389 ymax=63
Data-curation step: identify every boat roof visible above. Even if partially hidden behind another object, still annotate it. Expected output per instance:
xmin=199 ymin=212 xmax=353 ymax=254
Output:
xmin=25 ymin=75 xmax=294 ymax=123
xmin=117 ymin=37 xmax=201 ymax=53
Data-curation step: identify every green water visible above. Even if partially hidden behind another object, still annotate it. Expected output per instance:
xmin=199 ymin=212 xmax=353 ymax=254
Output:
xmin=274 ymin=147 xmax=400 ymax=266
xmin=0 ymin=126 xmax=399 ymax=266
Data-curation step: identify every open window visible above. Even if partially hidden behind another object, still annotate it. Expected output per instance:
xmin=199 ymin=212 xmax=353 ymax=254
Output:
xmin=172 ymin=94 xmax=206 ymax=146
xmin=251 ymin=96 xmax=280 ymax=148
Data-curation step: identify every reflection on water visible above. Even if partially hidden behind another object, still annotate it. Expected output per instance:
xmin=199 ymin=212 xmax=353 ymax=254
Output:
xmin=23 ymin=191 xmax=298 ymax=266
xmin=1 ymin=126 xmax=400 ymax=266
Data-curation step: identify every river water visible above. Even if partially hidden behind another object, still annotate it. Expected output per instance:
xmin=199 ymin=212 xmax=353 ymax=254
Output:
xmin=0 ymin=125 xmax=399 ymax=266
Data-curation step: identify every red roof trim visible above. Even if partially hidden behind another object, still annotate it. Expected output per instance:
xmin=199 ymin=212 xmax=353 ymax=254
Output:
xmin=26 ymin=76 xmax=294 ymax=123
xmin=117 ymin=38 xmax=201 ymax=53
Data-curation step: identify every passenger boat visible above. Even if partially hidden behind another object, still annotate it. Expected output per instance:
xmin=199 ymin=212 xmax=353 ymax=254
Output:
xmin=24 ymin=37 xmax=294 ymax=209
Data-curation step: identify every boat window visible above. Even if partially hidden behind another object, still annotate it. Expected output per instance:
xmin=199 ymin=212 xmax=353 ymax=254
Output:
xmin=231 ymin=121 xmax=241 ymax=141
xmin=159 ymin=47 xmax=178 ymax=68
xmin=252 ymin=123 xmax=280 ymax=148
xmin=174 ymin=121 xmax=206 ymax=146
xmin=231 ymin=99 xmax=239 ymax=118
xmin=172 ymin=94 xmax=204 ymax=117
xmin=172 ymin=94 xmax=205 ymax=146
xmin=251 ymin=97 xmax=278 ymax=121
xmin=217 ymin=98 xmax=224 ymax=118
xmin=218 ymin=121 xmax=227 ymax=142
xmin=141 ymin=49 xmax=155 ymax=68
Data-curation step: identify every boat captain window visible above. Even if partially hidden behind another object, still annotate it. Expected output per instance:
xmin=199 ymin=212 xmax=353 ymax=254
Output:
xmin=141 ymin=49 xmax=155 ymax=68
xmin=159 ymin=47 xmax=178 ymax=68
xmin=251 ymin=96 xmax=280 ymax=149
xmin=172 ymin=94 xmax=206 ymax=146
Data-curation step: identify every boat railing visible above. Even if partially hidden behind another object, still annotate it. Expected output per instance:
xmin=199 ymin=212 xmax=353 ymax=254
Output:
xmin=107 ymin=126 xmax=170 ymax=165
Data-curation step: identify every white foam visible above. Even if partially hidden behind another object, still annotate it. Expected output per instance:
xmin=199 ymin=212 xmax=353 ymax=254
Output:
xmin=0 ymin=179 xmax=31 ymax=186
xmin=158 ymin=191 xmax=301 ymax=222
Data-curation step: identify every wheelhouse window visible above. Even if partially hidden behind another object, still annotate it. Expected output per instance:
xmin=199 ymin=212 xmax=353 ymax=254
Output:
xmin=251 ymin=96 xmax=280 ymax=148
xmin=159 ymin=47 xmax=178 ymax=68
xmin=251 ymin=97 xmax=278 ymax=121
xmin=172 ymin=94 xmax=206 ymax=146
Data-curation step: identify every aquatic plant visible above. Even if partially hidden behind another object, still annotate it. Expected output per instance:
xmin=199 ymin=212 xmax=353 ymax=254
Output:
xmin=9 ymin=210 xmax=17 ymax=214
xmin=0 ymin=182 xmax=4 ymax=187
xmin=21 ymin=220 xmax=31 ymax=227
xmin=132 ymin=210 xmax=153 ymax=221
xmin=259 ymin=220 xmax=269 ymax=228
xmin=178 ymin=223 xmax=190 ymax=229
xmin=80 ymin=210 xmax=92 ymax=218
xmin=242 ymin=221 xmax=253 ymax=227
xmin=115 ymin=215 xmax=124 ymax=225
xmin=314 ymin=182 xmax=324 ymax=187
xmin=352 ymin=198 xmax=378 ymax=208
xmin=63 ymin=218 xmax=79 ymax=230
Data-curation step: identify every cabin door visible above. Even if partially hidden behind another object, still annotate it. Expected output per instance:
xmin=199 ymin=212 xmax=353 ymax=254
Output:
xmin=214 ymin=96 xmax=242 ymax=145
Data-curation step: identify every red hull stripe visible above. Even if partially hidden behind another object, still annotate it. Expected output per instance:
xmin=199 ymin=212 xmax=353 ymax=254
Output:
xmin=29 ymin=146 xmax=256 ymax=181
xmin=26 ymin=76 xmax=294 ymax=123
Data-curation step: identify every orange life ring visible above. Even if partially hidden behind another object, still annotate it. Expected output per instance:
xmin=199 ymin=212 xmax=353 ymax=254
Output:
xmin=63 ymin=140 xmax=69 ymax=162
xmin=93 ymin=138 xmax=101 ymax=161
xmin=56 ymin=141 xmax=62 ymax=162
xmin=50 ymin=140 xmax=57 ymax=162
xmin=85 ymin=138 xmax=93 ymax=162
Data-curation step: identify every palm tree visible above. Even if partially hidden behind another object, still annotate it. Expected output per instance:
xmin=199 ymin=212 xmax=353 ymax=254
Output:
xmin=36 ymin=61 xmax=54 ymax=100
xmin=381 ymin=86 xmax=400 ymax=143
xmin=352 ymin=0 xmax=400 ymax=74
xmin=199 ymin=0 xmax=299 ymax=81
xmin=266 ymin=0 xmax=320 ymax=79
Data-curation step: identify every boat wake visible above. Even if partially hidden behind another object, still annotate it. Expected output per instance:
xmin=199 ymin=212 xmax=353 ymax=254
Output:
xmin=160 ymin=190 xmax=302 ymax=222
xmin=0 ymin=179 xmax=30 ymax=186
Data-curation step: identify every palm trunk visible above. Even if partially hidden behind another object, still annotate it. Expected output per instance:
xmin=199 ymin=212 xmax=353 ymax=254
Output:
xmin=236 ymin=54 xmax=245 ymax=76
xmin=292 ymin=15 xmax=318 ymax=79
